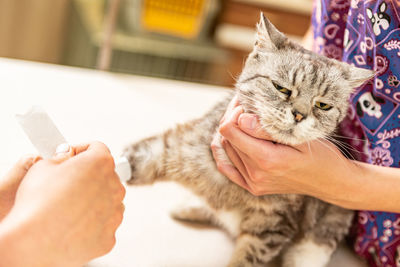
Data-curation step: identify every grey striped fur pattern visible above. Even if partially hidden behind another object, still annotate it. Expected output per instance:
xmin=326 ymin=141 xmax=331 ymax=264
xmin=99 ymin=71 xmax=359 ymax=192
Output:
xmin=123 ymin=14 xmax=374 ymax=267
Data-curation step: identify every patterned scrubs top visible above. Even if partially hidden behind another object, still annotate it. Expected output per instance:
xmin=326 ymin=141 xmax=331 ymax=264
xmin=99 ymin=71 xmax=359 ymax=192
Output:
xmin=312 ymin=0 xmax=400 ymax=266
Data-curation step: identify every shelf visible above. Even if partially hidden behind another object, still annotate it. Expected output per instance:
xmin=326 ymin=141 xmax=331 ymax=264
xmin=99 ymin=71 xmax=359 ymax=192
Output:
xmin=74 ymin=0 xmax=228 ymax=62
xmin=233 ymin=0 xmax=313 ymax=15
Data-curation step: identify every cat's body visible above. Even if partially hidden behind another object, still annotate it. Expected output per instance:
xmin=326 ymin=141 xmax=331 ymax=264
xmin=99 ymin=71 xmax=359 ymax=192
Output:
xmin=123 ymin=14 xmax=374 ymax=267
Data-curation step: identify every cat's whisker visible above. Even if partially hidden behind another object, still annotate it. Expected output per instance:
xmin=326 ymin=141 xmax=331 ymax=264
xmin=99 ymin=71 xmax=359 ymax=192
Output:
xmin=329 ymin=133 xmax=377 ymax=145
xmin=238 ymin=93 xmax=280 ymax=110
xmin=324 ymin=136 xmax=356 ymax=152
xmin=329 ymin=133 xmax=366 ymax=142
xmin=324 ymin=135 xmax=367 ymax=158
xmin=306 ymin=140 xmax=314 ymax=160
xmin=228 ymin=70 xmax=240 ymax=83
xmin=242 ymin=103 xmax=286 ymax=124
xmin=323 ymin=136 xmax=357 ymax=161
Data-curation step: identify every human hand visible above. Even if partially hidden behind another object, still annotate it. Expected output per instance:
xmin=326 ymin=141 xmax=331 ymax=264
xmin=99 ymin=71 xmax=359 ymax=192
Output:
xmin=212 ymin=96 xmax=358 ymax=204
xmin=0 ymin=155 xmax=41 ymax=220
xmin=0 ymin=142 xmax=125 ymax=267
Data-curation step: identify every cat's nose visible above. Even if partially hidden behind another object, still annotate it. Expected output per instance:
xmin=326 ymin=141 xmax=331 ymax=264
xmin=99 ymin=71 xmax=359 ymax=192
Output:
xmin=292 ymin=110 xmax=306 ymax=122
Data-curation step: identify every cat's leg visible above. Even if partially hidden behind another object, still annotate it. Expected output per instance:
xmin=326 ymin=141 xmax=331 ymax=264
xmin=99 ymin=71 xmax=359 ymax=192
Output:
xmin=123 ymin=134 xmax=168 ymax=185
xmin=122 ymin=95 xmax=233 ymax=187
xmin=170 ymin=196 xmax=217 ymax=226
xmin=170 ymin=205 xmax=216 ymax=225
xmin=228 ymin=234 xmax=269 ymax=267
xmin=282 ymin=238 xmax=333 ymax=267
xmin=228 ymin=231 xmax=291 ymax=267
xmin=171 ymin=199 xmax=243 ymax=238
xmin=228 ymin=210 xmax=298 ymax=267
xmin=282 ymin=204 xmax=354 ymax=267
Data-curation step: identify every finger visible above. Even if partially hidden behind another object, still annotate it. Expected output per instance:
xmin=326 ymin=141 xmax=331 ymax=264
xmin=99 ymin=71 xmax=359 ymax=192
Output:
xmin=224 ymin=105 xmax=244 ymax=127
xmin=231 ymin=142 xmax=262 ymax=176
xmin=111 ymin=180 xmax=126 ymax=202
xmin=231 ymin=145 xmax=294 ymax=195
xmin=75 ymin=141 xmax=112 ymax=159
xmin=210 ymin=135 xmax=248 ymax=189
xmin=222 ymin=139 xmax=249 ymax=182
xmin=85 ymin=141 xmax=111 ymax=155
xmin=218 ymin=161 xmax=250 ymax=190
xmin=70 ymin=142 xmax=115 ymax=176
xmin=211 ymin=133 xmax=230 ymax=166
xmin=220 ymin=111 xmax=285 ymax=159
xmin=52 ymin=143 xmax=75 ymax=163
xmin=70 ymin=142 xmax=110 ymax=155
xmin=72 ymin=143 xmax=90 ymax=155
xmin=220 ymin=94 xmax=240 ymax=124
xmin=229 ymin=144 xmax=270 ymax=195
xmin=238 ymin=113 xmax=303 ymax=154
xmin=51 ymin=142 xmax=107 ymax=164
xmin=113 ymin=203 xmax=125 ymax=228
xmin=238 ymin=113 xmax=274 ymax=140
xmin=2 ymin=155 xmax=41 ymax=187
xmin=210 ymin=132 xmax=222 ymax=159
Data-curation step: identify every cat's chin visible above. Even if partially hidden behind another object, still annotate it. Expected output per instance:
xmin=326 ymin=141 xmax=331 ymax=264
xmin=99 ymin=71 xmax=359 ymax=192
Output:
xmin=266 ymin=127 xmax=314 ymax=146
xmin=271 ymin=134 xmax=304 ymax=146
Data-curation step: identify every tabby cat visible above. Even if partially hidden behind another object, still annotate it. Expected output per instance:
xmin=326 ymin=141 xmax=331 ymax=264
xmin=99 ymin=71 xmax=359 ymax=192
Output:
xmin=123 ymin=14 xmax=374 ymax=267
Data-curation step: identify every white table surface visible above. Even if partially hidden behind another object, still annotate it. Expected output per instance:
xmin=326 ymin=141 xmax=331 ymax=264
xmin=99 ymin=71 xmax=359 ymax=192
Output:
xmin=0 ymin=58 xmax=367 ymax=267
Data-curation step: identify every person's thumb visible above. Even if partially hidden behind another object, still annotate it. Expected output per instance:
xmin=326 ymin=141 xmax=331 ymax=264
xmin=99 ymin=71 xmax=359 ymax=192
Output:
xmin=52 ymin=143 xmax=75 ymax=163
xmin=238 ymin=113 xmax=273 ymax=141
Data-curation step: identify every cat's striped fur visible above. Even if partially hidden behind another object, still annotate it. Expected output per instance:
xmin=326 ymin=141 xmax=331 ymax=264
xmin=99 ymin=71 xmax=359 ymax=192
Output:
xmin=123 ymin=14 xmax=373 ymax=267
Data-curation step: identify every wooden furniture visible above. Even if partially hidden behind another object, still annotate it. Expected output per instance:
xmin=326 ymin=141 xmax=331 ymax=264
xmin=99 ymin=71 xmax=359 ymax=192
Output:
xmin=64 ymin=0 xmax=230 ymax=86
xmin=0 ymin=0 xmax=70 ymax=63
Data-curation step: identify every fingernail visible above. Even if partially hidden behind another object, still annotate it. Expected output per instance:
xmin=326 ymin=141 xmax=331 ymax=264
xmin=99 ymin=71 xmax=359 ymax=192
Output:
xmin=55 ymin=143 xmax=70 ymax=154
xmin=239 ymin=114 xmax=256 ymax=130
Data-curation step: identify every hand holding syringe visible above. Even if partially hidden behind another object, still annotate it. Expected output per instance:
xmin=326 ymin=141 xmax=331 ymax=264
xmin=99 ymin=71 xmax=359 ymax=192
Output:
xmin=16 ymin=106 xmax=131 ymax=182
xmin=0 ymin=106 xmax=126 ymax=266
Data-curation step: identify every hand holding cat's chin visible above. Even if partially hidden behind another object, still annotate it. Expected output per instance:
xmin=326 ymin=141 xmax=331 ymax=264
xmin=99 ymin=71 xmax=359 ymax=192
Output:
xmin=214 ymin=104 xmax=356 ymax=205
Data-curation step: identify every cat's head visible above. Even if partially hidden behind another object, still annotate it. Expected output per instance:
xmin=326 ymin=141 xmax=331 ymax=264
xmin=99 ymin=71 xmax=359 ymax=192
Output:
xmin=236 ymin=13 xmax=374 ymax=145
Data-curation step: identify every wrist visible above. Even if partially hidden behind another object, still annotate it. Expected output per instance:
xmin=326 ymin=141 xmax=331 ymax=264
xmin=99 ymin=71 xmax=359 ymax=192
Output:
xmin=312 ymin=159 xmax=363 ymax=210
xmin=0 ymin=207 xmax=53 ymax=267
xmin=319 ymin=160 xmax=400 ymax=213
xmin=351 ymin=161 xmax=400 ymax=212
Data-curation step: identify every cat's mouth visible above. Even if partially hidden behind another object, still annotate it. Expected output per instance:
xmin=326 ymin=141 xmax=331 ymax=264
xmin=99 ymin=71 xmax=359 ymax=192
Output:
xmin=261 ymin=123 xmax=310 ymax=146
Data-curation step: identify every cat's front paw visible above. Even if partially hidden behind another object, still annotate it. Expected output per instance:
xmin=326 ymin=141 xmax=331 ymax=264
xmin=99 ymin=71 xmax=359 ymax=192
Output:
xmin=122 ymin=136 xmax=165 ymax=186
xmin=121 ymin=146 xmax=140 ymax=185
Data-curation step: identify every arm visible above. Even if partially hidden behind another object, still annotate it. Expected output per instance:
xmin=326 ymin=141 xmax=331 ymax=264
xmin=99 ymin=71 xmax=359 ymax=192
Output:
xmin=212 ymin=98 xmax=400 ymax=213
xmin=0 ymin=142 xmax=125 ymax=267
xmin=345 ymin=161 xmax=400 ymax=212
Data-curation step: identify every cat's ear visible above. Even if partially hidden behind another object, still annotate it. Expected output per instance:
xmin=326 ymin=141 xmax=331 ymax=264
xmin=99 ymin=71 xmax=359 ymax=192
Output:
xmin=255 ymin=13 xmax=287 ymax=51
xmin=347 ymin=66 xmax=375 ymax=88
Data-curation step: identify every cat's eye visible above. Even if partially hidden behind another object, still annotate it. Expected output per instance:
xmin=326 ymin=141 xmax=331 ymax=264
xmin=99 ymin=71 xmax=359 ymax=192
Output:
xmin=315 ymin=101 xmax=332 ymax=111
xmin=273 ymin=83 xmax=292 ymax=96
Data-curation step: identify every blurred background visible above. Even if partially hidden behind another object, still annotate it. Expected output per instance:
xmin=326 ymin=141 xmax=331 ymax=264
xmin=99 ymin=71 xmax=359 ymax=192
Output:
xmin=0 ymin=0 xmax=312 ymax=87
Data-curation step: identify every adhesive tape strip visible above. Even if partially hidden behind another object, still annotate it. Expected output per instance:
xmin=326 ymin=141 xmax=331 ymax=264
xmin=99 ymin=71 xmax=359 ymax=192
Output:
xmin=16 ymin=106 xmax=67 ymax=159
xmin=16 ymin=106 xmax=131 ymax=182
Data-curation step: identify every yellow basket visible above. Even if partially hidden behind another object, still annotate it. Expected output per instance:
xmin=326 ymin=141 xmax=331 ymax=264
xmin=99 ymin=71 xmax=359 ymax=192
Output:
xmin=141 ymin=0 xmax=208 ymax=39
